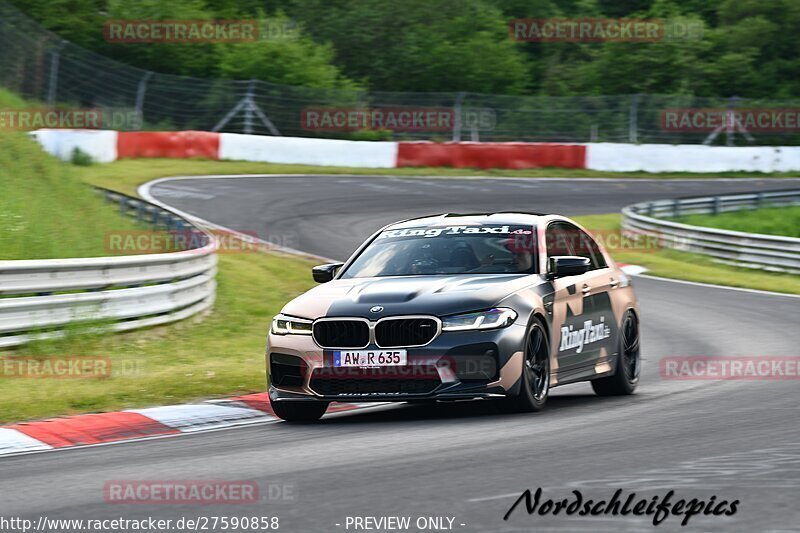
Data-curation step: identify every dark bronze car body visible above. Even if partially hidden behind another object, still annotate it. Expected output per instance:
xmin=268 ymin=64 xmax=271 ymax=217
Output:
xmin=266 ymin=213 xmax=641 ymax=421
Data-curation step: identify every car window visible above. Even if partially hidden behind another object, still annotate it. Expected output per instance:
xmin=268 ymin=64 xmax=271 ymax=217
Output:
xmin=545 ymin=222 xmax=575 ymax=259
xmin=577 ymin=228 xmax=607 ymax=269
xmin=546 ymin=221 xmax=607 ymax=270
xmin=340 ymin=224 xmax=538 ymax=278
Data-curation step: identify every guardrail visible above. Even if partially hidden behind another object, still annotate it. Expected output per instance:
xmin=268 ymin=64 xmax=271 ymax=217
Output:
xmin=0 ymin=188 xmax=217 ymax=348
xmin=622 ymin=189 xmax=800 ymax=275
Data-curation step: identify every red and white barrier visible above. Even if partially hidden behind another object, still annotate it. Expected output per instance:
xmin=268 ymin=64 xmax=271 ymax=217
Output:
xmin=117 ymin=131 xmax=221 ymax=160
xmin=29 ymin=129 xmax=800 ymax=172
xmin=587 ymin=143 xmax=800 ymax=173
xmin=397 ymin=141 xmax=586 ymax=169
xmin=219 ymin=133 xmax=399 ymax=168
xmin=30 ymin=129 xmax=118 ymax=163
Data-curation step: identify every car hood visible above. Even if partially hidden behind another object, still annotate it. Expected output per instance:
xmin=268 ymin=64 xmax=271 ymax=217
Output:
xmin=281 ymin=274 xmax=543 ymax=319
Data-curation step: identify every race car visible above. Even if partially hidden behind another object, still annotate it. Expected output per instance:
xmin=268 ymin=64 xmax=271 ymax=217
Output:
xmin=266 ymin=213 xmax=641 ymax=421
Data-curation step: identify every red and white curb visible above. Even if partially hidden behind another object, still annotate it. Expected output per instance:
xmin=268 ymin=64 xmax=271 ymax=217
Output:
xmin=0 ymin=393 xmax=374 ymax=457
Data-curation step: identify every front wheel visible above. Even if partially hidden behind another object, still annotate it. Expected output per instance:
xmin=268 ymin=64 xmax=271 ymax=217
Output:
xmin=271 ymin=400 xmax=329 ymax=422
xmin=591 ymin=310 xmax=640 ymax=396
xmin=502 ymin=318 xmax=550 ymax=413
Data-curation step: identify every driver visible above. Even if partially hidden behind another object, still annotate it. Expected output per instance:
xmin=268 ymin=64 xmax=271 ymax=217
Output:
xmin=511 ymin=251 xmax=533 ymax=272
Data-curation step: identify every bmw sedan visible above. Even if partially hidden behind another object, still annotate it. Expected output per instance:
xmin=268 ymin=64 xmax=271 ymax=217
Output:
xmin=266 ymin=213 xmax=641 ymax=421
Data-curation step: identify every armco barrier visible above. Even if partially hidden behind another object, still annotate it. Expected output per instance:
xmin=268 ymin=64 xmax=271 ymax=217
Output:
xmin=0 ymin=188 xmax=217 ymax=348
xmin=622 ymin=190 xmax=800 ymax=274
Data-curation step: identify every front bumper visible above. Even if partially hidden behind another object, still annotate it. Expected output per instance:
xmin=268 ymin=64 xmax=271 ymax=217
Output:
xmin=267 ymin=323 xmax=527 ymax=402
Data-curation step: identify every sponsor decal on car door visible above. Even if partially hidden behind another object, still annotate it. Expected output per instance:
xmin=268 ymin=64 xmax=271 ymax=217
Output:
xmin=547 ymin=222 xmax=615 ymax=376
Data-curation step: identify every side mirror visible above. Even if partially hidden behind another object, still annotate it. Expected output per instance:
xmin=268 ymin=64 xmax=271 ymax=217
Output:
xmin=312 ymin=263 xmax=344 ymax=283
xmin=548 ymin=256 xmax=591 ymax=279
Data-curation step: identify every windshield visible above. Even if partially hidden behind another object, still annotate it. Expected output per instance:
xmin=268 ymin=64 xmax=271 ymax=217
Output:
xmin=340 ymin=224 xmax=537 ymax=278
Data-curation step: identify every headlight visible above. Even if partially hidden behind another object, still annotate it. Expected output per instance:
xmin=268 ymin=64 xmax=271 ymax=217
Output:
xmin=271 ymin=314 xmax=313 ymax=335
xmin=441 ymin=308 xmax=517 ymax=331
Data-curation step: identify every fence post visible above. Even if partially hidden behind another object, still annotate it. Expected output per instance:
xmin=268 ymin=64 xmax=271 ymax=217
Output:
xmin=628 ymin=94 xmax=640 ymax=143
xmin=244 ymin=79 xmax=255 ymax=135
xmin=726 ymin=96 xmax=738 ymax=147
xmin=452 ymin=92 xmax=465 ymax=142
xmin=134 ymin=72 xmax=153 ymax=131
xmin=47 ymin=40 xmax=67 ymax=108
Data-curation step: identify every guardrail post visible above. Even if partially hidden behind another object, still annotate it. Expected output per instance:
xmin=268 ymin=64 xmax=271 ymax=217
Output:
xmin=673 ymin=199 xmax=680 ymax=218
xmin=647 ymin=203 xmax=654 ymax=217
xmin=713 ymin=196 xmax=721 ymax=215
xmin=756 ymin=192 xmax=764 ymax=209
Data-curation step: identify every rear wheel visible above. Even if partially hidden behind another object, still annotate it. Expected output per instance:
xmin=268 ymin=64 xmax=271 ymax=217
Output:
xmin=271 ymin=400 xmax=329 ymax=422
xmin=502 ymin=318 xmax=550 ymax=412
xmin=591 ymin=310 xmax=640 ymax=396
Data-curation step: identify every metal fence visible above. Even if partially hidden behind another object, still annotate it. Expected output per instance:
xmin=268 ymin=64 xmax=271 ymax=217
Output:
xmin=622 ymin=190 xmax=800 ymax=275
xmin=0 ymin=188 xmax=217 ymax=348
xmin=2 ymin=1 xmax=800 ymax=145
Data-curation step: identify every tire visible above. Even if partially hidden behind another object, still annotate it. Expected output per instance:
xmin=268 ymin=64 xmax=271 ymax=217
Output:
xmin=502 ymin=317 xmax=550 ymax=413
xmin=271 ymin=400 xmax=329 ymax=422
xmin=592 ymin=310 xmax=640 ymax=396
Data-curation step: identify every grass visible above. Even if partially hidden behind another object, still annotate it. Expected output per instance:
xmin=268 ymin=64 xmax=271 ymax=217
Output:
xmin=0 ymin=132 xmax=319 ymax=423
xmin=0 ymin=87 xmax=32 ymax=108
xmin=671 ymin=206 xmax=800 ymax=238
xmin=0 ymin=133 xmax=152 ymax=260
xmin=77 ymin=158 xmax=800 ymax=196
xmin=572 ymin=213 xmax=800 ymax=295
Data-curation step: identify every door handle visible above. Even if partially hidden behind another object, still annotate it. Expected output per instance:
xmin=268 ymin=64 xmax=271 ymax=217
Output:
xmin=581 ymin=284 xmax=591 ymax=295
xmin=609 ymin=278 xmax=620 ymax=288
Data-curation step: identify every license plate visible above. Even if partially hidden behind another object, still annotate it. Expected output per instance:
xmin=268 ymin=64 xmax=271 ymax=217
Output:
xmin=333 ymin=350 xmax=407 ymax=367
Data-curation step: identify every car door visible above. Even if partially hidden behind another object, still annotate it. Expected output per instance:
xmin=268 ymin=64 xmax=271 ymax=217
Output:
xmin=545 ymin=221 xmax=596 ymax=377
xmin=564 ymin=223 xmax=617 ymax=369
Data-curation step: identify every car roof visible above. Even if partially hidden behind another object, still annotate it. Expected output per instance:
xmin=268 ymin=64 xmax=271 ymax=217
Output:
xmin=385 ymin=212 xmax=556 ymax=229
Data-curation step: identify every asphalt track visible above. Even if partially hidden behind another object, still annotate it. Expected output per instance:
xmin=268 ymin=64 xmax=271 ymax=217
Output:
xmin=2 ymin=176 xmax=800 ymax=532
